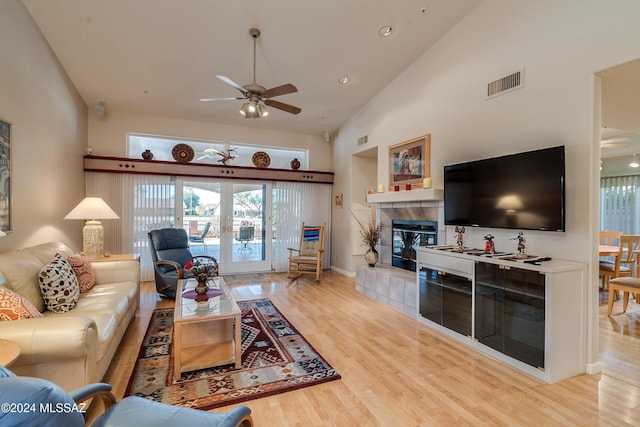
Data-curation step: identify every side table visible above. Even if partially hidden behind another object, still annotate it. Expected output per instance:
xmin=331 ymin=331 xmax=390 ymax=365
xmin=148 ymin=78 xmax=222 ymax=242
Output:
xmin=0 ymin=339 xmax=21 ymax=367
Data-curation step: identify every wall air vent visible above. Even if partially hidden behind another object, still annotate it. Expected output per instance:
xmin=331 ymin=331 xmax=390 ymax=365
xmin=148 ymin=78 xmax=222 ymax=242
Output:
xmin=357 ymin=135 xmax=368 ymax=146
xmin=487 ymin=69 xmax=524 ymax=99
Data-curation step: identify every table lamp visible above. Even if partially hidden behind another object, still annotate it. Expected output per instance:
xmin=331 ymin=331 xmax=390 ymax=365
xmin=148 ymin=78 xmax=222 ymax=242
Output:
xmin=64 ymin=197 xmax=119 ymax=257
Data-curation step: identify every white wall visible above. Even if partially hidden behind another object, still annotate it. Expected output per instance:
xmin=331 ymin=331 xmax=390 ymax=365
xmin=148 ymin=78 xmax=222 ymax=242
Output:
xmin=0 ymin=0 xmax=87 ymax=251
xmin=88 ymin=111 xmax=331 ymax=171
xmin=334 ymin=0 xmax=640 ymax=268
xmin=332 ymin=0 xmax=640 ymax=373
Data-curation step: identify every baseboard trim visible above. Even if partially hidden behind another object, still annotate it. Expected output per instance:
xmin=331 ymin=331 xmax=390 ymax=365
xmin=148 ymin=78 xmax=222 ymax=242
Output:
xmin=585 ymin=361 xmax=601 ymax=375
xmin=331 ymin=266 xmax=354 ymax=277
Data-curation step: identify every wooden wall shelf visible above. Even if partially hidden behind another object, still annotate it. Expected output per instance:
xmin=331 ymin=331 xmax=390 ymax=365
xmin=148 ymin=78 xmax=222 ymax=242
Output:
xmin=83 ymin=155 xmax=334 ymax=184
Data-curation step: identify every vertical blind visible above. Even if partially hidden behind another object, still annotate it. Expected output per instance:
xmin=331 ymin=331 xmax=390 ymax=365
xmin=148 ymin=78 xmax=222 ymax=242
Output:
xmin=272 ymin=182 xmax=331 ymax=272
xmin=600 ymin=175 xmax=640 ymax=235
xmin=87 ymin=172 xmax=174 ymax=281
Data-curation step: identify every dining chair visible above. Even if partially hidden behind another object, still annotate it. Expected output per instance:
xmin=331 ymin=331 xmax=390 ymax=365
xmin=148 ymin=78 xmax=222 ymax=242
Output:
xmin=599 ymin=230 xmax=624 ymax=289
xmin=600 ymin=230 xmax=623 ymax=246
xmin=608 ymin=276 xmax=640 ymax=316
xmin=601 ymin=235 xmax=640 ymax=303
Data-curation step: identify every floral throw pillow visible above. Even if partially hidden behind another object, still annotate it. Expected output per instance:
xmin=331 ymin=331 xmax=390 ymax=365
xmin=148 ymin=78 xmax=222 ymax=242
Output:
xmin=0 ymin=286 xmax=43 ymax=321
xmin=67 ymin=252 xmax=96 ymax=293
xmin=38 ymin=253 xmax=79 ymax=313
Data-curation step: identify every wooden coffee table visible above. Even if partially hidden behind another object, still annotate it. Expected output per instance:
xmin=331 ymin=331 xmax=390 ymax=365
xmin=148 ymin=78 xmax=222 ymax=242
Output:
xmin=173 ymin=277 xmax=241 ymax=382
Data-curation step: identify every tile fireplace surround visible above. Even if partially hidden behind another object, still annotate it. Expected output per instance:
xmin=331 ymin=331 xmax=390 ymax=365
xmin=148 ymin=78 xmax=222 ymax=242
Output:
xmin=357 ymin=189 xmax=445 ymax=316
xmin=369 ymin=189 xmax=445 ymax=266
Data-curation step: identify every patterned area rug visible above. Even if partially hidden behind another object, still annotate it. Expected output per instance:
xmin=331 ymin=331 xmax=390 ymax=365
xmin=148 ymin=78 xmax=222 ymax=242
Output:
xmin=125 ymin=298 xmax=340 ymax=410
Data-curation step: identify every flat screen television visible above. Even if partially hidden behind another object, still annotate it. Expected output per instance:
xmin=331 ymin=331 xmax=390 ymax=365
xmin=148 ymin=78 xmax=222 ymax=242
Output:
xmin=444 ymin=146 xmax=565 ymax=232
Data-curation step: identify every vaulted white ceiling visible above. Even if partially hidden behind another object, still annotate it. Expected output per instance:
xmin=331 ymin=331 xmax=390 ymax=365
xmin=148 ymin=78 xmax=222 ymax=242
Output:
xmin=22 ymin=0 xmax=482 ymax=137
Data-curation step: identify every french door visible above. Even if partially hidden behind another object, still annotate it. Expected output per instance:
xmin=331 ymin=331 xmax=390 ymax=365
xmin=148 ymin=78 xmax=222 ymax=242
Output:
xmin=177 ymin=179 xmax=272 ymax=274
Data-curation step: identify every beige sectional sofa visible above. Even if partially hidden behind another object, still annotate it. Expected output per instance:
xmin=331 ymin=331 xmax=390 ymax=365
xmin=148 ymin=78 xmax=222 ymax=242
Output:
xmin=0 ymin=242 xmax=139 ymax=391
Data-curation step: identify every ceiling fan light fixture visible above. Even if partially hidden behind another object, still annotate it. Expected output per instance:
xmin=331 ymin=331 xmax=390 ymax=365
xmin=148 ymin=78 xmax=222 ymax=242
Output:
xmin=206 ymin=28 xmax=301 ymax=117
xmin=631 ymin=153 xmax=640 ymax=168
xmin=239 ymin=101 xmax=263 ymax=118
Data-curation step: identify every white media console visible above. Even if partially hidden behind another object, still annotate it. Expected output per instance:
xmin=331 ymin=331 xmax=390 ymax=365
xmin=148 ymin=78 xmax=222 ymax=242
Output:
xmin=416 ymin=246 xmax=586 ymax=383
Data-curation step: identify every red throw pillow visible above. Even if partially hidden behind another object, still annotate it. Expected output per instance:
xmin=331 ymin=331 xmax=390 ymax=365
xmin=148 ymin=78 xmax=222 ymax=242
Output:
xmin=0 ymin=286 xmax=43 ymax=321
xmin=67 ymin=252 xmax=96 ymax=293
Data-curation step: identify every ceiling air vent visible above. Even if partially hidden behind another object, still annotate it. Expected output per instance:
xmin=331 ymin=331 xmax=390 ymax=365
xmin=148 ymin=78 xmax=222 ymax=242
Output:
xmin=357 ymin=135 xmax=368 ymax=146
xmin=487 ymin=69 xmax=524 ymax=99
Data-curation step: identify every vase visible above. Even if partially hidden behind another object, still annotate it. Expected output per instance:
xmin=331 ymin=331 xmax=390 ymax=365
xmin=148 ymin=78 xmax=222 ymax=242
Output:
xmin=194 ymin=293 xmax=210 ymax=308
xmin=290 ymin=158 xmax=301 ymax=170
xmin=194 ymin=278 xmax=209 ymax=295
xmin=141 ymin=149 xmax=154 ymax=160
xmin=364 ymin=246 xmax=379 ymax=267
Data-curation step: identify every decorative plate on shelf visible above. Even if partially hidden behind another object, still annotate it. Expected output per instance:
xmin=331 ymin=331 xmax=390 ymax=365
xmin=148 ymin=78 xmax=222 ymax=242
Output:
xmin=171 ymin=143 xmax=195 ymax=163
xmin=252 ymin=151 xmax=271 ymax=168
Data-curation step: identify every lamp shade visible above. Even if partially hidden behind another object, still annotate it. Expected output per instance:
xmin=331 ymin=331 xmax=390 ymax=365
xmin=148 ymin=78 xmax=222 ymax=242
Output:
xmin=64 ymin=197 xmax=119 ymax=220
xmin=64 ymin=197 xmax=119 ymax=258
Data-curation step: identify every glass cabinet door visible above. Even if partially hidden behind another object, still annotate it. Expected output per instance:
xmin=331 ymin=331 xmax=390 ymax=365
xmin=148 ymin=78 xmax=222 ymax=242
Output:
xmin=474 ymin=262 xmax=545 ymax=370
xmin=419 ymin=267 xmax=442 ymax=325
xmin=474 ymin=263 xmax=505 ymax=353
xmin=441 ymin=272 xmax=473 ymax=337
xmin=420 ymin=266 xmax=472 ymax=336
xmin=503 ymin=268 xmax=545 ymax=369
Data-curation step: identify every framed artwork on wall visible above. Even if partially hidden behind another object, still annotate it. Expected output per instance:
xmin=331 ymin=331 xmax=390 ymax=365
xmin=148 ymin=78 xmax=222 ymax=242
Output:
xmin=0 ymin=118 xmax=9 ymax=233
xmin=388 ymin=134 xmax=430 ymax=190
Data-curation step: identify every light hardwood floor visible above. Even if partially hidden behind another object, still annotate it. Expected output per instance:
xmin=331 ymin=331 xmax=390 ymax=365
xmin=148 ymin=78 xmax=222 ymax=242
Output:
xmin=103 ymin=271 xmax=640 ymax=426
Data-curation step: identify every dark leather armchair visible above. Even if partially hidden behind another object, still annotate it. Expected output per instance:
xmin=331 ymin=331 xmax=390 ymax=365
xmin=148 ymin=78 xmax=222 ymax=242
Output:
xmin=148 ymin=228 xmax=218 ymax=299
xmin=0 ymin=366 xmax=253 ymax=427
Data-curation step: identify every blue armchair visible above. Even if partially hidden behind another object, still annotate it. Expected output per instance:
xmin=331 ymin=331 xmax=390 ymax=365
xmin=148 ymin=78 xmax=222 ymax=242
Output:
xmin=0 ymin=366 xmax=253 ymax=427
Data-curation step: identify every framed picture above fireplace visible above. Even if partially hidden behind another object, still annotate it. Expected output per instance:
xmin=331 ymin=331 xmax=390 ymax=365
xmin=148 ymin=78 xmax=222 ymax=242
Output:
xmin=388 ymin=134 xmax=430 ymax=190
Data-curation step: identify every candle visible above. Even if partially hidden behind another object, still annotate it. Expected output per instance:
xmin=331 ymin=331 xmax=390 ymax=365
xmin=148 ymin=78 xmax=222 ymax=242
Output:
xmin=405 ymin=183 xmax=411 ymax=191
xmin=423 ymin=177 xmax=432 ymax=188
xmin=377 ymin=184 xmax=385 ymax=193
xmin=394 ymin=185 xmax=400 ymax=192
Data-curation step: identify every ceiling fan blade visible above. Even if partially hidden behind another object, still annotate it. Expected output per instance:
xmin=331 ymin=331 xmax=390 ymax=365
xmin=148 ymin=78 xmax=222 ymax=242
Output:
xmin=216 ymin=75 xmax=249 ymax=95
xmin=262 ymin=83 xmax=298 ymax=98
xmin=264 ymin=99 xmax=302 ymax=115
xmin=199 ymin=97 xmax=242 ymax=102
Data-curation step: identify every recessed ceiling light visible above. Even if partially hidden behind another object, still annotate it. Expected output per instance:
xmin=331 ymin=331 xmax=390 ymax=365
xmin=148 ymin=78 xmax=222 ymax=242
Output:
xmin=378 ymin=25 xmax=393 ymax=37
xmin=338 ymin=76 xmax=351 ymax=84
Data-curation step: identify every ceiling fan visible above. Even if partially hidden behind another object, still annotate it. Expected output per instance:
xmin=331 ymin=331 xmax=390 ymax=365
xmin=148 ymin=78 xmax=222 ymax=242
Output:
xmin=200 ymin=28 xmax=301 ymax=118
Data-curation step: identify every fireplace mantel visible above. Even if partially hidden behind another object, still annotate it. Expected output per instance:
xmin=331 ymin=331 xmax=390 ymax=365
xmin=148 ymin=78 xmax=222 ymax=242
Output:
xmin=366 ymin=188 xmax=443 ymax=204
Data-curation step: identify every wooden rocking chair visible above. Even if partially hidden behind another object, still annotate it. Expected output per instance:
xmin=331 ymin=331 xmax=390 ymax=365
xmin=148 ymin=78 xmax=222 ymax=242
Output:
xmin=287 ymin=222 xmax=326 ymax=281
